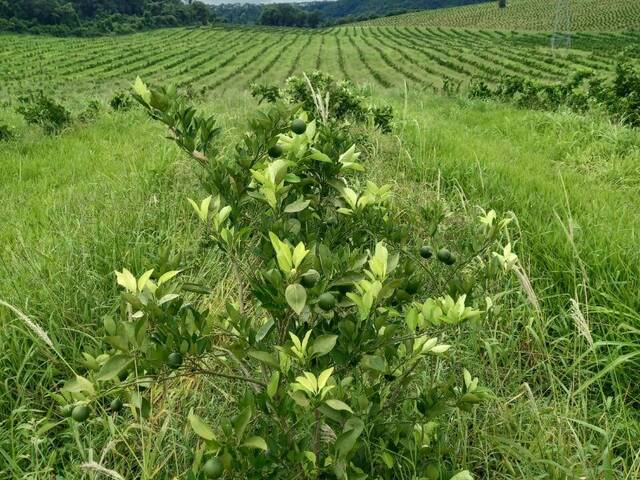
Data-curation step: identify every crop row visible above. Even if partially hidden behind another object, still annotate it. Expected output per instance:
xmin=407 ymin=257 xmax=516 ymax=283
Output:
xmin=0 ymin=25 xmax=637 ymax=100
xmin=359 ymin=0 xmax=640 ymax=32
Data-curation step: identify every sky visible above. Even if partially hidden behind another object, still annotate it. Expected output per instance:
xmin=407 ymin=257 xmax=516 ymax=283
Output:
xmin=202 ymin=1 xmax=328 ymax=4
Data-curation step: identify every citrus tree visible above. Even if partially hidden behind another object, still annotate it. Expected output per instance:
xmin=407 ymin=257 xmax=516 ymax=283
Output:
xmin=55 ymin=75 xmax=516 ymax=480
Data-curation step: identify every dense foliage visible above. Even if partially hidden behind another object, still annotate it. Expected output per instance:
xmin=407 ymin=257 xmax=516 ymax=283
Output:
xmin=15 ymin=92 xmax=72 ymax=134
xmin=470 ymin=62 xmax=640 ymax=127
xmin=259 ymin=4 xmax=322 ymax=28
xmin=211 ymin=0 xmax=490 ymax=27
xmin=303 ymin=0 xmax=491 ymax=25
xmin=47 ymin=74 xmax=524 ymax=479
xmin=251 ymin=72 xmax=394 ymax=133
xmin=0 ymin=0 xmax=213 ymax=35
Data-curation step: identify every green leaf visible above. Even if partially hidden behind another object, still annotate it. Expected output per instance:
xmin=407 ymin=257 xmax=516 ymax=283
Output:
xmin=188 ymin=412 xmax=216 ymax=441
xmin=360 ymin=355 xmax=387 ymax=373
xmin=309 ymin=148 xmax=332 ymax=163
xmin=449 ymin=471 xmax=474 ymax=480
xmin=137 ymin=269 xmax=154 ymax=292
xmin=285 ymin=284 xmax=307 ymax=315
xmin=267 ymin=371 xmax=280 ymax=399
xmin=284 ymin=198 xmax=310 ymax=213
xmin=242 ymin=436 xmax=268 ymax=451
xmin=325 ymin=399 xmax=353 ymax=413
xmin=158 ymin=270 xmax=181 ymax=286
xmin=309 ymin=335 xmax=338 ymax=358
xmin=132 ymin=76 xmax=151 ymax=104
xmin=256 ymin=319 xmax=275 ymax=343
xmin=381 ymin=451 xmax=394 ymax=468
xmin=233 ymin=406 xmax=252 ymax=442
xmin=115 ymin=268 xmax=137 ymax=293
xmin=61 ymin=375 xmax=95 ymax=396
xmin=103 ymin=316 xmax=117 ymax=336
xmin=97 ymin=354 xmax=133 ymax=382
xmin=335 ymin=418 xmax=364 ymax=458
xmin=247 ymin=350 xmax=279 ymax=369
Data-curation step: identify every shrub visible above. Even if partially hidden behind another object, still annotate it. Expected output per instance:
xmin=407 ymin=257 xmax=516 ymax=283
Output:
xmin=252 ymin=71 xmax=394 ymax=133
xmin=109 ymin=90 xmax=134 ymax=111
xmin=54 ymin=76 xmax=517 ymax=479
xmin=15 ymin=93 xmax=72 ymax=134
xmin=78 ymin=99 xmax=102 ymax=122
xmin=0 ymin=123 xmax=15 ymax=141
xmin=471 ymin=62 xmax=640 ymax=128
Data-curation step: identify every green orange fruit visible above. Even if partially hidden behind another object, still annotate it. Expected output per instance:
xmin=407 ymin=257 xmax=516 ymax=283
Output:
xmin=268 ymin=144 xmax=283 ymax=158
xmin=167 ymin=352 xmax=183 ymax=369
xmin=437 ymin=248 xmax=456 ymax=265
xmin=203 ymin=457 xmax=224 ymax=478
xmin=300 ymin=269 xmax=320 ymax=288
xmin=318 ymin=292 xmax=336 ymax=311
xmin=71 ymin=405 xmax=91 ymax=422
xmin=110 ymin=398 xmax=123 ymax=412
xmin=291 ymin=119 xmax=306 ymax=135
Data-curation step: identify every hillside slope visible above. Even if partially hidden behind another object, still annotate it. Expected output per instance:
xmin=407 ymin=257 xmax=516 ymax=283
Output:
xmin=305 ymin=0 xmax=492 ymax=23
xmin=358 ymin=0 xmax=640 ymax=31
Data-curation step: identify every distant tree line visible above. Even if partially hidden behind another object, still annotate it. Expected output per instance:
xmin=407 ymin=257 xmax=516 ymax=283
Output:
xmin=303 ymin=0 xmax=493 ymax=25
xmin=214 ymin=0 xmax=492 ymax=27
xmin=0 ymin=0 xmax=495 ymax=35
xmin=0 ymin=0 xmax=213 ymax=36
xmin=259 ymin=4 xmax=322 ymax=28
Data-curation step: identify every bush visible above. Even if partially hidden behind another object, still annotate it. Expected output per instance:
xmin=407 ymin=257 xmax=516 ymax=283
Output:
xmin=252 ymin=71 xmax=394 ymax=133
xmin=15 ymin=93 xmax=71 ymax=134
xmin=78 ymin=99 xmax=102 ymax=122
xmin=109 ymin=90 xmax=134 ymax=111
xmin=471 ymin=62 xmax=640 ymax=128
xmin=54 ymin=76 xmax=518 ymax=479
xmin=0 ymin=123 xmax=15 ymax=141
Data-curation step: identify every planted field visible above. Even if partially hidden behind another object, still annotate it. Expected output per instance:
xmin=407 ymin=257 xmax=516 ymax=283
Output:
xmin=359 ymin=0 xmax=640 ymax=31
xmin=1 ymin=26 xmax=638 ymax=101
xmin=2 ymin=14 xmax=640 ymax=480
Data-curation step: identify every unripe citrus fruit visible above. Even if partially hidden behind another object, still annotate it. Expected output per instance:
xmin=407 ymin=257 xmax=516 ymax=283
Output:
xmin=437 ymin=248 xmax=456 ymax=265
xmin=268 ymin=144 xmax=283 ymax=158
xmin=110 ymin=398 xmax=123 ymax=412
xmin=203 ymin=457 xmax=224 ymax=478
xmin=318 ymin=292 xmax=336 ymax=311
xmin=71 ymin=405 xmax=91 ymax=422
xmin=300 ymin=269 xmax=320 ymax=288
xmin=291 ymin=119 xmax=306 ymax=135
xmin=167 ymin=352 xmax=183 ymax=369
xmin=419 ymin=246 xmax=433 ymax=259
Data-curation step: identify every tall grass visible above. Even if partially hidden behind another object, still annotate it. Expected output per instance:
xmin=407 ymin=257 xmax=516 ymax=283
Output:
xmin=2 ymin=89 xmax=639 ymax=477
xmin=384 ymin=90 xmax=640 ymax=477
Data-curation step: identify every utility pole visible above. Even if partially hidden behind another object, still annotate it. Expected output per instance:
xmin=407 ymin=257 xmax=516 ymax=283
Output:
xmin=551 ymin=0 xmax=572 ymax=50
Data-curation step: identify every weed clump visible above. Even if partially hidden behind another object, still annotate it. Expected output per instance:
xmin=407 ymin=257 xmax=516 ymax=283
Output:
xmin=16 ymin=93 xmax=71 ymax=134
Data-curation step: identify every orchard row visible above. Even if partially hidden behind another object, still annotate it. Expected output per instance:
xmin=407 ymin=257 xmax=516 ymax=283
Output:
xmin=361 ymin=0 xmax=640 ymax=32
xmin=0 ymin=25 xmax=638 ymax=100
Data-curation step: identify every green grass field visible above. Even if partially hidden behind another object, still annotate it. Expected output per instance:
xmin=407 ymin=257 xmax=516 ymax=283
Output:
xmin=360 ymin=0 xmax=640 ymax=31
xmin=2 ymin=4 xmax=640 ymax=479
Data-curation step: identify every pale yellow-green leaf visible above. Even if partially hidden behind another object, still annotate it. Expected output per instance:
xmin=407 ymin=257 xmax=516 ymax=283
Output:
xmin=158 ymin=270 xmax=180 ymax=286
xmin=325 ymin=399 xmax=353 ymax=413
xmin=115 ymin=268 xmax=137 ymax=293
xmin=62 ymin=375 xmax=95 ymax=396
xmin=242 ymin=436 xmax=268 ymax=451
xmin=188 ymin=412 xmax=216 ymax=441
xmin=133 ymin=76 xmax=151 ymax=104
xmin=317 ymin=367 xmax=334 ymax=391
xmin=137 ymin=269 xmax=154 ymax=292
